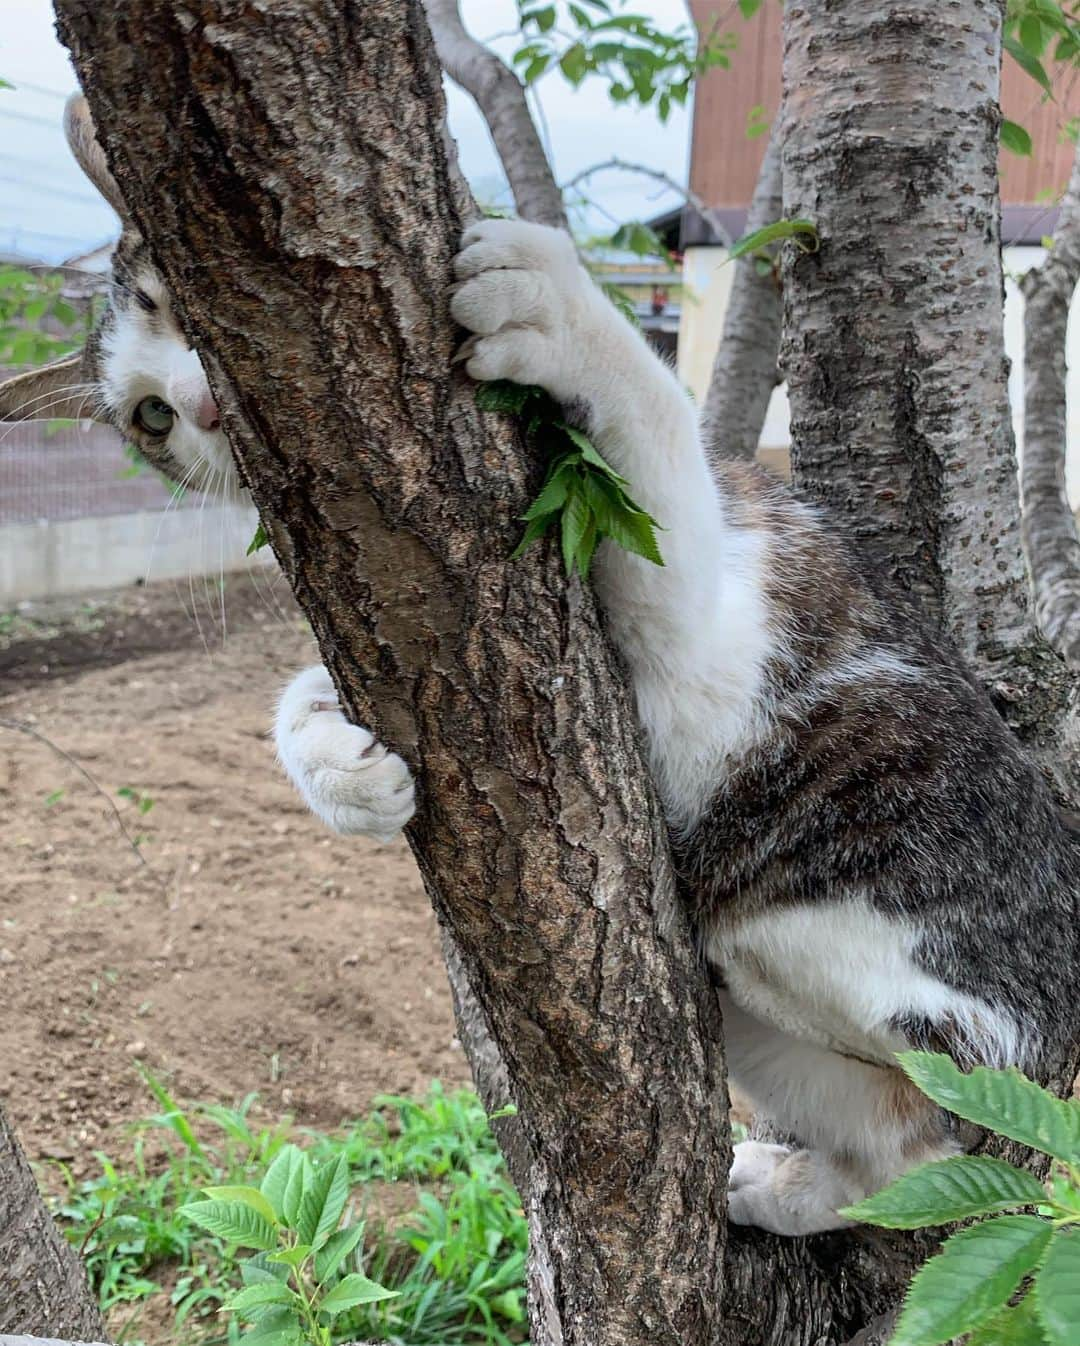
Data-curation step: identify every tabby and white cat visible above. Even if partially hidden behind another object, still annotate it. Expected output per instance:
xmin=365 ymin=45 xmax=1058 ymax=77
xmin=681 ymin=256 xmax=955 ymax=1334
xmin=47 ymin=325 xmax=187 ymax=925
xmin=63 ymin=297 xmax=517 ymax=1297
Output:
xmin=3 ymin=97 xmax=1078 ymax=1237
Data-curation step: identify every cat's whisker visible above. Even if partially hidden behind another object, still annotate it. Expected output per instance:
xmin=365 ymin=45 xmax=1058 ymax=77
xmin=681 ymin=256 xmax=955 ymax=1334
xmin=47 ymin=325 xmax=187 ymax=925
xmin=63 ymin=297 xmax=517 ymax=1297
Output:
xmin=144 ymin=454 xmax=203 ymax=590
xmin=0 ymin=382 xmax=98 ymax=434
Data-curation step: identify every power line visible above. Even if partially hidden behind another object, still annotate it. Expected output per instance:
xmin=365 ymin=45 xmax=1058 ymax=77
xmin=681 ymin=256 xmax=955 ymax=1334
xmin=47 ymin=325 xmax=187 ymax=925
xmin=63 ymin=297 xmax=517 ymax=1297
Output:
xmin=6 ymin=79 xmax=71 ymax=101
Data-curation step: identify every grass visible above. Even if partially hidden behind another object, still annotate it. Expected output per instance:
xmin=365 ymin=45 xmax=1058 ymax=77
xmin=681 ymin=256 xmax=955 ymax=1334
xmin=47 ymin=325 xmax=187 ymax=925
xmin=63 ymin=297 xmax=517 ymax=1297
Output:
xmin=49 ymin=1071 xmax=527 ymax=1346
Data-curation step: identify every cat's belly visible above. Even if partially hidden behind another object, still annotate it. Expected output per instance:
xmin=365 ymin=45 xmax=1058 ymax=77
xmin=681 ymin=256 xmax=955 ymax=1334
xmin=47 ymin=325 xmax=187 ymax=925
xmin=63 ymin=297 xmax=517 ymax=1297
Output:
xmin=705 ymin=896 xmax=1027 ymax=1069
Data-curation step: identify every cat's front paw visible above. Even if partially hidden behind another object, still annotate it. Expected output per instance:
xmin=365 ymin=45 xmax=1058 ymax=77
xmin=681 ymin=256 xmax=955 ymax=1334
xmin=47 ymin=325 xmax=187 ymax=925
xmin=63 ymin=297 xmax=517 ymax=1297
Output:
xmin=275 ymin=666 xmax=415 ymax=842
xmin=727 ymin=1142 xmax=858 ymax=1237
xmin=450 ymin=218 xmax=601 ymax=398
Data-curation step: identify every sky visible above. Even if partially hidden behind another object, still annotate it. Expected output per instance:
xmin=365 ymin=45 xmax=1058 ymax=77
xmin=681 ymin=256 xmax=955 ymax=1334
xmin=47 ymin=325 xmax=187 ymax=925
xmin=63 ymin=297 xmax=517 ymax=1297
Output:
xmin=0 ymin=0 xmax=695 ymax=264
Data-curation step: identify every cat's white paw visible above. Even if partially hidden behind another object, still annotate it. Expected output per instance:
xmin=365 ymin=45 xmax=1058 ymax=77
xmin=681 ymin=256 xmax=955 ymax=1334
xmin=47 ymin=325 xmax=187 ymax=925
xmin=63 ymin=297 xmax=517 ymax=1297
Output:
xmin=275 ymin=666 xmax=415 ymax=842
xmin=451 ymin=219 xmax=602 ymax=399
xmin=727 ymin=1142 xmax=858 ymax=1237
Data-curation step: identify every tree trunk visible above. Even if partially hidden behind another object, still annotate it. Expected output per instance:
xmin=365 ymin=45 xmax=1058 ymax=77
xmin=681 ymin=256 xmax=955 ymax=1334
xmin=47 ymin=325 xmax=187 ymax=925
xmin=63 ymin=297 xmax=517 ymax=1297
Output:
xmin=0 ymin=1104 xmax=107 ymax=1340
xmin=54 ymin=5 xmax=733 ymax=1343
xmin=1020 ymin=137 xmax=1080 ymax=670
xmin=423 ymin=0 xmax=568 ymax=230
xmin=780 ymin=0 xmax=1078 ymax=782
xmin=701 ymin=133 xmax=783 ymax=463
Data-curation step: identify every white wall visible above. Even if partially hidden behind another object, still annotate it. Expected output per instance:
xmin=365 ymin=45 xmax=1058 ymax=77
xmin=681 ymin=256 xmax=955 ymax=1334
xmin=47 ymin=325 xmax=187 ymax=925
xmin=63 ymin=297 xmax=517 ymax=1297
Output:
xmin=0 ymin=503 xmax=268 ymax=605
xmin=679 ymin=243 xmax=1080 ymax=508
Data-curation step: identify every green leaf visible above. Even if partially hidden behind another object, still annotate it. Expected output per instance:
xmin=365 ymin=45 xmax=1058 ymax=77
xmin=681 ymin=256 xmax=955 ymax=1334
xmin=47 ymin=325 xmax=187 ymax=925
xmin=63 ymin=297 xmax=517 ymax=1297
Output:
xmin=560 ymin=481 xmax=593 ymax=576
xmin=575 ymin=512 xmax=599 ymax=579
xmin=1020 ymin=14 xmax=1048 ymax=57
xmin=314 ymin=1222 xmax=366 ymax=1285
xmin=510 ymin=511 xmax=557 ymax=560
xmin=260 ymin=1145 xmax=306 ymax=1223
xmin=297 ymin=1153 xmax=350 ymax=1248
xmin=968 ymin=1293 xmax=1047 ymax=1346
xmin=281 ymin=1151 xmax=313 ymax=1228
xmin=522 ymin=4 xmax=556 ymax=31
xmin=1034 ymin=1228 xmax=1080 ymax=1344
xmin=729 ymin=217 xmax=820 ymax=260
xmin=202 ymin=1186 xmax=279 ymax=1227
xmin=1004 ymin=35 xmax=1055 ymax=96
xmin=318 ymin=1272 xmax=399 ymax=1317
xmin=898 ymin=1053 xmax=1080 ymax=1164
xmin=228 ymin=1283 xmax=298 ymax=1317
xmin=558 ymin=424 xmax=627 ymax=482
xmin=233 ymin=1307 xmax=302 ymax=1346
xmin=177 ymin=1201 xmax=278 ymax=1251
xmin=891 ymin=1215 xmax=1053 ymax=1346
xmin=559 ymin=42 xmax=588 ymax=84
xmin=474 ymin=380 xmax=538 ymax=415
xmin=266 ymin=1244 xmax=311 ymax=1267
xmin=247 ymin=522 xmax=269 ymax=556
xmin=841 ymin=1155 xmax=1047 ymax=1229
xmin=240 ymin=1255 xmax=291 ymax=1288
xmin=1002 ymin=120 xmax=1034 ymax=156
xmin=738 ymin=0 xmax=763 ymax=15
xmin=522 ymin=467 xmax=571 ymax=520
xmin=582 ymin=474 xmax=664 ymax=566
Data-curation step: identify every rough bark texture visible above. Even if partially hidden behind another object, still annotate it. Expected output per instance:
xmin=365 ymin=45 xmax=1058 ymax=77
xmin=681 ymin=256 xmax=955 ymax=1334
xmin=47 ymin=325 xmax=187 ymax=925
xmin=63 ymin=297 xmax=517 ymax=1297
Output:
xmin=1021 ymin=137 xmax=1080 ymax=669
xmin=0 ymin=1105 xmax=107 ymax=1340
xmin=780 ymin=0 xmax=1079 ymax=782
xmin=701 ymin=133 xmax=783 ymax=462
xmin=423 ymin=0 xmax=568 ymax=230
xmin=54 ymin=4 xmax=732 ymax=1343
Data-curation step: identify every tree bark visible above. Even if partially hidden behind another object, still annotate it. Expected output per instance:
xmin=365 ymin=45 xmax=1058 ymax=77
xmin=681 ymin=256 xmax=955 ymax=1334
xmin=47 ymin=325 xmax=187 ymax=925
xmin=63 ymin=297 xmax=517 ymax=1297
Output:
xmin=0 ymin=1104 xmax=107 ymax=1340
xmin=1020 ymin=137 xmax=1080 ymax=670
xmin=780 ymin=0 xmax=1079 ymax=780
xmin=423 ymin=0 xmax=568 ymax=230
xmin=54 ymin=5 xmax=733 ymax=1343
xmin=701 ymin=133 xmax=783 ymax=463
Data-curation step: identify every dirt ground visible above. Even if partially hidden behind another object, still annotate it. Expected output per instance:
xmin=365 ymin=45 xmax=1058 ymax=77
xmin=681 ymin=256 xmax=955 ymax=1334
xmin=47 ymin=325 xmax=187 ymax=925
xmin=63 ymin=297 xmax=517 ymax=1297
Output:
xmin=0 ymin=572 xmax=470 ymax=1176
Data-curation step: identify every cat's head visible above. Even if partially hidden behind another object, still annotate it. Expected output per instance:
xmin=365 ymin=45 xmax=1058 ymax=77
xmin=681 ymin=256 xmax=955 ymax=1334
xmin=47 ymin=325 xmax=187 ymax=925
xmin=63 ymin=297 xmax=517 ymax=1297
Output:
xmin=0 ymin=95 xmax=239 ymax=497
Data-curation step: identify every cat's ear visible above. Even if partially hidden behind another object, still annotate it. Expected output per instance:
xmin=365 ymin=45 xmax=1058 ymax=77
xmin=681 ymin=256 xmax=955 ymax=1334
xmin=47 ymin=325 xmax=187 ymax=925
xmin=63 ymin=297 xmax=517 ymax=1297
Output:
xmin=64 ymin=93 xmax=127 ymax=217
xmin=0 ymin=354 xmax=104 ymax=424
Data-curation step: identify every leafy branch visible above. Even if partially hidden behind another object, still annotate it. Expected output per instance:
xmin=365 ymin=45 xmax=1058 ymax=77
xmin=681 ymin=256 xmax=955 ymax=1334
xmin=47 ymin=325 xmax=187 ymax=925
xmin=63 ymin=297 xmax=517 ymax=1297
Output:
xmin=476 ymin=380 xmax=664 ymax=578
xmin=842 ymin=1051 xmax=1080 ymax=1346
xmin=180 ymin=1145 xmax=397 ymax=1346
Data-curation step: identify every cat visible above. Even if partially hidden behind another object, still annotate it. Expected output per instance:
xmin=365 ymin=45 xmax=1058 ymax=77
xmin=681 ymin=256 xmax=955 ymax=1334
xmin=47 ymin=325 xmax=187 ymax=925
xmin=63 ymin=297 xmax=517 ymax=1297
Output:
xmin=3 ymin=95 xmax=1078 ymax=1238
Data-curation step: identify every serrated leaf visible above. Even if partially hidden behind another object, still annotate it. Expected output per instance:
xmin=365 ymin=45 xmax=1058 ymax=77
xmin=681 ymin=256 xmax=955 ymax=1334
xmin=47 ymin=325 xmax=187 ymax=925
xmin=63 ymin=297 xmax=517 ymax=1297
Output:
xmin=202 ymin=1186 xmax=279 ymax=1227
xmin=474 ymin=380 xmax=537 ymax=415
xmin=297 ymin=1153 xmax=350 ymax=1248
xmin=177 ymin=1201 xmax=277 ymax=1251
xmin=729 ymin=217 xmax=819 ymax=260
xmin=841 ymin=1155 xmax=1047 ymax=1229
xmin=318 ymin=1272 xmax=399 ymax=1317
xmin=314 ymin=1222 xmax=366 ymax=1285
xmin=1002 ymin=120 xmax=1034 ymax=156
xmin=1034 ymin=1228 xmax=1080 ymax=1344
xmin=228 ymin=1283 xmax=298 ymax=1316
xmin=267 ymin=1244 xmax=311 ymax=1267
xmin=557 ymin=424 xmax=627 ymax=483
xmin=581 ymin=474 xmax=664 ymax=566
xmin=897 ymin=1053 xmax=1080 ymax=1164
xmin=891 ymin=1215 xmax=1053 ymax=1346
xmin=247 ymin=522 xmax=269 ymax=556
xmin=522 ymin=468 xmax=571 ymax=520
xmin=968 ymin=1293 xmax=1047 ymax=1346
xmin=1004 ymin=35 xmax=1055 ymax=96
xmin=511 ymin=511 xmax=557 ymax=559
xmin=281 ymin=1152 xmax=313 ymax=1228
xmin=575 ymin=513 xmax=599 ymax=579
xmin=234 ymin=1306 xmax=302 ymax=1346
xmin=240 ymin=1255 xmax=291 ymax=1287
xmin=560 ymin=482 xmax=593 ymax=576
xmin=260 ymin=1146 xmax=306 ymax=1223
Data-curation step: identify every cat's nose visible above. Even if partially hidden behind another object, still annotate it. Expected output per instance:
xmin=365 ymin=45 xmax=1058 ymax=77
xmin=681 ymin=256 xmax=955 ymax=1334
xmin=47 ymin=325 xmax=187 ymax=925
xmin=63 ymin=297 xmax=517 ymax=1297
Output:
xmin=195 ymin=389 xmax=220 ymax=432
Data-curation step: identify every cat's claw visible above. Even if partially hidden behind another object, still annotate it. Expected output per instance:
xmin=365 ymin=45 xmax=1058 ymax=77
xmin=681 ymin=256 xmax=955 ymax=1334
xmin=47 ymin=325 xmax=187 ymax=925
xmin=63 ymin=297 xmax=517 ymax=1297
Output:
xmin=275 ymin=666 xmax=415 ymax=842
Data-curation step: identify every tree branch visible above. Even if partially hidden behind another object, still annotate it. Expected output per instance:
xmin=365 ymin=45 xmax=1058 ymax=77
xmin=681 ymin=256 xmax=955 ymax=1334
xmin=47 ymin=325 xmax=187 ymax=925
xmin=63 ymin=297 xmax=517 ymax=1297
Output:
xmin=560 ymin=156 xmax=733 ymax=247
xmin=700 ymin=133 xmax=782 ymax=461
xmin=1020 ymin=136 xmax=1080 ymax=669
xmin=423 ymin=0 xmax=568 ymax=229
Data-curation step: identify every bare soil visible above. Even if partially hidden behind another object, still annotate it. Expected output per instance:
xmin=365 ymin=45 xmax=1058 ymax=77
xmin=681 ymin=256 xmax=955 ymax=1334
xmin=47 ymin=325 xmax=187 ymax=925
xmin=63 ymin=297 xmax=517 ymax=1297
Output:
xmin=0 ymin=573 xmax=469 ymax=1176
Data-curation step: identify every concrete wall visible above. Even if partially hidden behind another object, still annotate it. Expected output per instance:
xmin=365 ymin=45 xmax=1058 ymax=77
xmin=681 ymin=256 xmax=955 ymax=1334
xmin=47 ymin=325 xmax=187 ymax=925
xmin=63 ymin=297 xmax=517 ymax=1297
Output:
xmin=0 ymin=502 xmax=267 ymax=605
xmin=677 ymin=244 xmax=1080 ymax=508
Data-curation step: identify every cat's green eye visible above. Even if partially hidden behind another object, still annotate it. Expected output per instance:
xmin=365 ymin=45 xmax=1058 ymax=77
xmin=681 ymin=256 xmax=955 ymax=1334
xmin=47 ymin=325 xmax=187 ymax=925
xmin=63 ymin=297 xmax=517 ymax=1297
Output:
xmin=134 ymin=396 xmax=174 ymax=436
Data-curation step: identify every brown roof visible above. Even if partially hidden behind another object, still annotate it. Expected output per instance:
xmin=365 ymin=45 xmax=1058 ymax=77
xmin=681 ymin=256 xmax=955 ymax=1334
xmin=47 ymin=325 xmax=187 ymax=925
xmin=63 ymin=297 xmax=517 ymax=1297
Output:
xmin=686 ymin=1 xmax=1077 ymax=245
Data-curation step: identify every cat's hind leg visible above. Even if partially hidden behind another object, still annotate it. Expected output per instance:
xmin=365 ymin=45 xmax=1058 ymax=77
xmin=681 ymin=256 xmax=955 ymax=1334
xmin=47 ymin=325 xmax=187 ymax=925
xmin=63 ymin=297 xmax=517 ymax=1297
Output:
xmin=274 ymin=665 xmax=415 ymax=841
xmin=720 ymin=991 xmax=956 ymax=1236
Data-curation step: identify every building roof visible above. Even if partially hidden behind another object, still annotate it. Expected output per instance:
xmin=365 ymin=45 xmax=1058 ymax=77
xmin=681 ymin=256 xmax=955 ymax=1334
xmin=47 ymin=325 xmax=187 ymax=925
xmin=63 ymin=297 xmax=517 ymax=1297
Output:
xmin=684 ymin=1 xmax=1075 ymax=247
